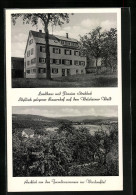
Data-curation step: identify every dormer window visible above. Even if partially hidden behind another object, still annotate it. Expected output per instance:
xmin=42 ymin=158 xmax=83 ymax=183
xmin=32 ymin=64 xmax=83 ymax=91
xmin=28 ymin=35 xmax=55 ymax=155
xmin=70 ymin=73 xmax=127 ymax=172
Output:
xmin=61 ymin=40 xmax=65 ymax=44
xmin=71 ymin=42 xmax=78 ymax=47
xmin=65 ymin=41 xmax=71 ymax=46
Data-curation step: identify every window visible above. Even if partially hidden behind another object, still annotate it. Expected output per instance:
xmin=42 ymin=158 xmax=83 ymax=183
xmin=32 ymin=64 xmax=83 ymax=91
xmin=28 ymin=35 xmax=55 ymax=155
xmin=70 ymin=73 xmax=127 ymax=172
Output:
xmin=51 ymin=59 xmax=61 ymax=64
xmin=71 ymin=42 xmax=78 ymax=47
xmin=81 ymin=70 xmax=84 ymax=74
xmin=31 ymin=48 xmax=34 ymax=55
xmin=52 ymin=68 xmax=58 ymax=74
xmin=27 ymin=61 xmax=30 ymax=66
xmin=74 ymin=51 xmax=79 ymax=56
xmin=27 ymin=50 xmax=30 ymax=57
xmin=76 ymin=69 xmax=78 ymax=74
xmin=38 ymin=68 xmax=46 ymax=74
xmin=50 ymin=59 xmax=53 ymax=64
xmin=26 ymin=70 xmax=30 ymax=74
xmin=64 ymin=49 xmax=71 ymax=55
xmin=62 ymin=59 xmax=72 ymax=65
xmin=65 ymin=41 xmax=71 ymax=46
xmin=39 ymin=58 xmax=46 ymax=63
xmin=61 ymin=40 xmax=65 ymax=44
xmin=31 ymin=58 xmax=36 ymax=65
xmin=40 ymin=46 xmax=45 ymax=53
xmin=32 ymin=69 xmax=36 ymax=73
xmin=79 ymin=61 xmax=85 ymax=66
xmin=29 ymin=39 xmax=33 ymax=45
xmin=55 ymin=59 xmax=61 ymax=65
xmin=53 ymin=48 xmax=61 ymax=54
xmin=80 ymin=51 xmax=86 ymax=57
xmin=74 ymin=60 xmax=79 ymax=66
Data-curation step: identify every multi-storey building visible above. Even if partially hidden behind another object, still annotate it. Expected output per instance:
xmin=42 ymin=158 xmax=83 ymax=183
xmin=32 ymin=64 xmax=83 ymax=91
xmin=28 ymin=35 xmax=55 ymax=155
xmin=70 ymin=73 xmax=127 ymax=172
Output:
xmin=24 ymin=30 xmax=86 ymax=78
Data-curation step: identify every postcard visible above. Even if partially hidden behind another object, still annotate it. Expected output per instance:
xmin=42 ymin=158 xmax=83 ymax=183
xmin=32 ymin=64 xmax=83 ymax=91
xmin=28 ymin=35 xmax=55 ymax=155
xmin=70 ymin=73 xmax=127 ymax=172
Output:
xmin=6 ymin=8 xmax=122 ymax=192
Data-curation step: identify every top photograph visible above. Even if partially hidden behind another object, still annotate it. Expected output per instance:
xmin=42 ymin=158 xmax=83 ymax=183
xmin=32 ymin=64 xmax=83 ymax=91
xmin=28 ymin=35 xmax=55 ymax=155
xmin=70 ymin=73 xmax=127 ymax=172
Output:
xmin=11 ymin=11 xmax=119 ymax=88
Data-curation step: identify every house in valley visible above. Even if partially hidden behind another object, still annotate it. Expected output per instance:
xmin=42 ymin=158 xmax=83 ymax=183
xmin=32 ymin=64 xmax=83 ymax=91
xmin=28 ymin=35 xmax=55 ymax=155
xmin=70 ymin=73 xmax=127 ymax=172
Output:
xmin=22 ymin=128 xmax=34 ymax=138
xmin=24 ymin=30 xmax=86 ymax=78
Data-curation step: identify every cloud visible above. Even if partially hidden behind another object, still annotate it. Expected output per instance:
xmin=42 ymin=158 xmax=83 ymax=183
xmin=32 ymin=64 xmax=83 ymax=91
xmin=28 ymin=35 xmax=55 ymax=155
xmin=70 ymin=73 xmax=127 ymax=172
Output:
xmin=13 ymin=33 xmax=27 ymax=43
xmin=61 ymin=108 xmax=81 ymax=116
xmin=52 ymin=25 xmax=88 ymax=40
xmin=101 ymin=20 xmax=116 ymax=31
xmin=11 ymin=41 xmax=26 ymax=57
xmin=81 ymin=19 xmax=100 ymax=29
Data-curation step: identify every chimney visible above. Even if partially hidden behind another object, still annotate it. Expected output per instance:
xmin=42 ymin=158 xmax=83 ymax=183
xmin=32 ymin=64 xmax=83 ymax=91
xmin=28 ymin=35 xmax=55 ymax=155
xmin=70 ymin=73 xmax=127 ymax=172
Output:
xmin=66 ymin=33 xmax=68 ymax=38
xmin=39 ymin=30 xmax=42 ymax=33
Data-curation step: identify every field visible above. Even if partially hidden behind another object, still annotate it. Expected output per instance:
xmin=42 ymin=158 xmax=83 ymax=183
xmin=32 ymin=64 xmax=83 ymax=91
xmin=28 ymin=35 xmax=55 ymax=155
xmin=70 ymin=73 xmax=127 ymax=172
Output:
xmin=74 ymin=124 xmax=110 ymax=135
xmin=12 ymin=73 xmax=117 ymax=88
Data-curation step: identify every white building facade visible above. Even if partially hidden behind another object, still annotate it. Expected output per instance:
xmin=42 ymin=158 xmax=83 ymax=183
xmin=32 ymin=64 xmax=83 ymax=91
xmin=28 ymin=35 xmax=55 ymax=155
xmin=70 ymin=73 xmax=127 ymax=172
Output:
xmin=24 ymin=30 xmax=86 ymax=78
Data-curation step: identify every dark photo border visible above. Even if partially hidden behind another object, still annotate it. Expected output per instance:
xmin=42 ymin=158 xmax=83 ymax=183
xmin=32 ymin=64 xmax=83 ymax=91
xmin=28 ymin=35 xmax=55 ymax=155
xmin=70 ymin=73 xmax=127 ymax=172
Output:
xmin=0 ymin=1 xmax=132 ymax=195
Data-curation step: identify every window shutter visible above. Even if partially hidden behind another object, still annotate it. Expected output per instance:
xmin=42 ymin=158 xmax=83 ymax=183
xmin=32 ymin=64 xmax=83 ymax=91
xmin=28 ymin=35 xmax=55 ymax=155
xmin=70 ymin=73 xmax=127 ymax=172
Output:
xmin=62 ymin=59 xmax=65 ymax=64
xmin=40 ymin=46 xmax=42 ymax=52
xmin=59 ymin=59 xmax=61 ymax=64
xmin=70 ymin=60 xmax=72 ymax=65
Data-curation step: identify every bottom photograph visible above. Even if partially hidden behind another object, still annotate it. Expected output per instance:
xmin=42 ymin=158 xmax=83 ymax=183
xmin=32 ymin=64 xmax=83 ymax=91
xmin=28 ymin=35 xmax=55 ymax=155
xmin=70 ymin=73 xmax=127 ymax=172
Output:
xmin=12 ymin=106 xmax=118 ymax=177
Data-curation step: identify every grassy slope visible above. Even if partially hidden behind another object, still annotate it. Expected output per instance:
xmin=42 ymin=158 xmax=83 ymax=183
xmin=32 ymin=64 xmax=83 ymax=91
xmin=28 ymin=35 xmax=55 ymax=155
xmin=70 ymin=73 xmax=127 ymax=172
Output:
xmin=12 ymin=73 xmax=117 ymax=88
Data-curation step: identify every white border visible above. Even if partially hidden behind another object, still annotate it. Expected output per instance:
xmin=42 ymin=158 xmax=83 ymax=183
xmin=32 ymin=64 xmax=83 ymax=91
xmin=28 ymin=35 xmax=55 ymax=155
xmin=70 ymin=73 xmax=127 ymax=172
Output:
xmin=6 ymin=8 xmax=122 ymax=192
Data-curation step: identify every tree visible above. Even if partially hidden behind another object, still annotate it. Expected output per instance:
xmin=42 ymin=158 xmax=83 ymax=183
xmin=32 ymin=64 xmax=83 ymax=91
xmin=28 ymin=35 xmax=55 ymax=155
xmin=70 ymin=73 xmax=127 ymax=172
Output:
xmin=12 ymin=13 xmax=71 ymax=79
xmin=80 ymin=27 xmax=105 ymax=74
xmin=101 ymin=28 xmax=117 ymax=72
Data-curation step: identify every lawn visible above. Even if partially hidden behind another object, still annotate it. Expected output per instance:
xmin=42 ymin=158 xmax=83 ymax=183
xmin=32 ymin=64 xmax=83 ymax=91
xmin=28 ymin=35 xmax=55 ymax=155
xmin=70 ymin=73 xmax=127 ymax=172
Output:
xmin=12 ymin=73 xmax=117 ymax=88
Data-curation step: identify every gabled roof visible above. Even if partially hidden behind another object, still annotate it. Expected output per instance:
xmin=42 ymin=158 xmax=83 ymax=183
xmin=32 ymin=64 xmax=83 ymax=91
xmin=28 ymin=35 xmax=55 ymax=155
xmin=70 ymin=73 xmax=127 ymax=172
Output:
xmin=31 ymin=30 xmax=57 ymax=40
xmin=31 ymin=30 xmax=78 ymax=43
xmin=54 ymin=35 xmax=78 ymax=43
xmin=25 ymin=30 xmax=80 ymax=54
xmin=34 ymin=37 xmax=62 ymax=47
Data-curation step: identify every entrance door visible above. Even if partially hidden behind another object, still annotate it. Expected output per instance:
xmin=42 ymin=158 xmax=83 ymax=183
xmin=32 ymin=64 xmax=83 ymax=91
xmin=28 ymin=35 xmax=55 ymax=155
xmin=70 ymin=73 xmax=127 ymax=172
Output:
xmin=62 ymin=69 xmax=65 ymax=76
xmin=67 ymin=69 xmax=70 ymax=76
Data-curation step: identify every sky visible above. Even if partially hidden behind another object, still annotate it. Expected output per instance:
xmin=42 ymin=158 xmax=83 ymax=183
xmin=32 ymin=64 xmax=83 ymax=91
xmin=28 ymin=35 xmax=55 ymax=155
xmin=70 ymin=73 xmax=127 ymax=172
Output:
xmin=12 ymin=106 xmax=118 ymax=118
xmin=11 ymin=13 xmax=117 ymax=57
